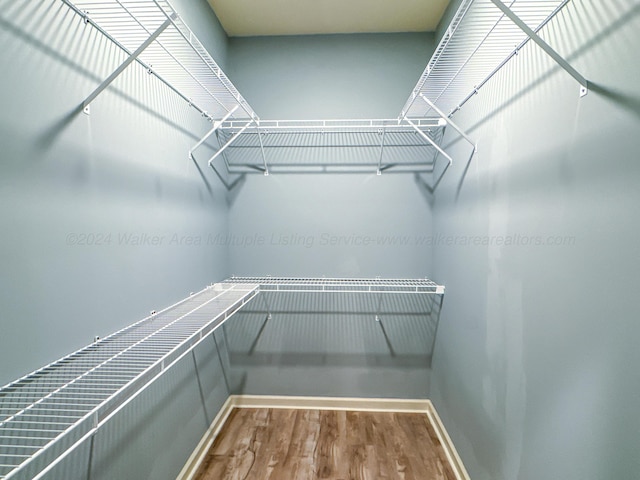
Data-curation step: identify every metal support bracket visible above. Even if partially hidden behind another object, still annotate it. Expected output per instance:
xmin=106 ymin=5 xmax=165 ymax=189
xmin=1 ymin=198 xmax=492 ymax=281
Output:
xmin=214 ymin=130 xmax=233 ymax=172
xmin=405 ymin=118 xmax=453 ymax=169
xmin=208 ymin=119 xmax=255 ymax=167
xmin=421 ymin=94 xmax=477 ymax=152
xmin=489 ymin=0 xmax=589 ymax=96
xmin=405 ymin=118 xmax=453 ymax=192
xmin=189 ymin=105 xmax=239 ymax=160
xmin=256 ymin=125 xmax=269 ymax=176
xmin=376 ymin=128 xmax=386 ymax=175
xmin=83 ymin=13 xmax=177 ymax=112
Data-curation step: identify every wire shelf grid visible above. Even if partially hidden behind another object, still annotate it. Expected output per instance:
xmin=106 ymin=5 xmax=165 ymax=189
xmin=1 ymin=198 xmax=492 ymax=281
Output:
xmin=214 ymin=119 xmax=446 ymax=174
xmin=0 ymin=283 xmax=258 ymax=479
xmin=401 ymin=0 xmax=571 ymax=118
xmin=224 ymin=277 xmax=445 ymax=294
xmin=63 ymin=0 xmax=258 ymax=121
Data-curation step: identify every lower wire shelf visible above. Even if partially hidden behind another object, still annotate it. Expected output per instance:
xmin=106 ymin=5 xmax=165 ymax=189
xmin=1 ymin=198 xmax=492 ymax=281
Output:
xmin=0 ymin=282 xmax=258 ymax=480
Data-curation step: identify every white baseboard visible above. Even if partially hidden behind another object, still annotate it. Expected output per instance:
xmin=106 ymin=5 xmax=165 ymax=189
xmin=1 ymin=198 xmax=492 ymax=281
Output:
xmin=229 ymin=394 xmax=433 ymax=413
xmin=176 ymin=396 xmax=235 ymax=480
xmin=178 ymin=395 xmax=470 ymax=480
xmin=424 ymin=401 xmax=471 ymax=480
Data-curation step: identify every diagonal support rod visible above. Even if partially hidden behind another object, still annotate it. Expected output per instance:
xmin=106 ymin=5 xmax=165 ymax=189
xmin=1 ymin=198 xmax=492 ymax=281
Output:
xmin=189 ymin=106 xmax=239 ymax=160
xmin=215 ymin=130 xmax=233 ymax=172
xmin=376 ymin=128 xmax=386 ymax=175
xmin=83 ymin=13 xmax=177 ymax=110
xmin=256 ymin=125 xmax=269 ymax=175
xmin=406 ymin=118 xmax=453 ymax=192
xmin=208 ymin=120 xmax=255 ymax=167
xmin=405 ymin=119 xmax=453 ymax=168
xmin=421 ymin=94 xmax=477 ymax=152
xmin=489 ymin=0 xmax=589 ymax=95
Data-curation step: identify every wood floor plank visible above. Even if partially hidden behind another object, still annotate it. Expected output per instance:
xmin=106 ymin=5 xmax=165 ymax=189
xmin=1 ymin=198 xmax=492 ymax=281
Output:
xmin=369 ymin=412 xmax=393 ymax=480
xmin=381 ymin=413 xmax=415 ymax=480
xmin=409 ymin=413 xmax=456 ymax=480
xmin=194 ymin=407 xmax=460 ymax=480
xmin=315 ymin=410 xmax=341 ymax=479
xmin=255 ymin=409 xmax=298 ymax=480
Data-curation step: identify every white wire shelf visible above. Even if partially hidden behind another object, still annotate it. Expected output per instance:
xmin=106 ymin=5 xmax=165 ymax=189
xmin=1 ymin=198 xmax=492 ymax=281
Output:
xmin=401 ymin=0 xmax=571 ymax=118
xmin=224 ymin=277 xmax=445 ymax=295
xmin=62 ymin=0 xmax=258 ymax=121
xmin=222 ymin=277 xmax=445 ymax=365
xmin=220 ymin=118 xmax=442 ymax=132
xmin=209 ymin=118 xmax=447 ymax=175
xmin=0 ymin=283 xmax=258 ymax=480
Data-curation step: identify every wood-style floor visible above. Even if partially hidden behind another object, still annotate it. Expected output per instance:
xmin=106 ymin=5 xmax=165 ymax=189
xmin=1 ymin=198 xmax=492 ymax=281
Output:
xmin=194 ymin=408 xmax=457 ymax=480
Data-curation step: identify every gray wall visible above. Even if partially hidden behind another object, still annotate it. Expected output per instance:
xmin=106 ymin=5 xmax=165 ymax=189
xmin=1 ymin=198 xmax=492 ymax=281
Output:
xmin=226 ymin=32 xmax=436 ymax=278
xmin=428 ymin=1 xmax=640 ymax=479
xmin=223 ymin=33 xmax=439 ymax=399
xmin=0 ymin=0 xmax=233 ymax=478
xmin=222 ymin=291 xmax=442 ymax=398
xmin=228 ymin=174 xmax=434 ymax=278
xmin=5 ymin=0 xmax=639 ymax=479
xmin=228 ymin=33 xmax=435 ymax=119
xmin=0 ymin=0 xmax=229 ymax=386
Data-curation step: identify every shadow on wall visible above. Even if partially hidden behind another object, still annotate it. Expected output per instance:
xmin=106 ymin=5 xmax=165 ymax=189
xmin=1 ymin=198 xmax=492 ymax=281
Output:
xmin=219 ymin=291 xmax=444 ymax=397
xmin=0 ymin=1 xmax=217 ymax=158
xmin=413 ymin=141 xmax=476 ymax=204
xmin=206 ymin=155 xmax=247 ymax=195
xmin=436 ymin=1 xmax=640 ymax=198
xmin=460 ymin=1 xmax=640 ymax=136
xmin=589 ymin=82 xmax=640 ymax=121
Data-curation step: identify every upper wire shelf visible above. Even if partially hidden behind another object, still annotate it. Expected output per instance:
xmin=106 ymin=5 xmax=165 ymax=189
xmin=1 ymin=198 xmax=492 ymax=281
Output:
xmin=63 ymin=0 xmax=258 ymax=122
xmin=220 ymin=118 xmax=442 ymax=132
xmin=224 ymin=277 xmax=445 ymax=294
xmin=0 ymin=283 xmax=258 ymax=480
xmin=213 ymin=118 xmax=447 ymax=175
xmin=401 ymin=0 xmax=571 ymax=119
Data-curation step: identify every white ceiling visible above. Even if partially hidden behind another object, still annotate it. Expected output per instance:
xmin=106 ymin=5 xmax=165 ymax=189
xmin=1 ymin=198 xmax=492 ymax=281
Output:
xmin=207 ymin=0 xmax=451 ymax=37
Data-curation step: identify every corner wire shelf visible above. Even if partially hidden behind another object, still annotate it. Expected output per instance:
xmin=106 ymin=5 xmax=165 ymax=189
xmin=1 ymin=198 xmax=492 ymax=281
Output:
xmin=224 ymin=277 xmax=445 ymax=295
xmin=0 ymin=283 xmax=258 ymax=480
xmin=208 ymin=118 xmax=448 ymax=175
xmin=204 ymin=0 xmax=582 ymax=181
xmin=61 ymin=0 xmax=258 ymax=123
xmin=401 ymin=0 xmax=584 ymax=120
